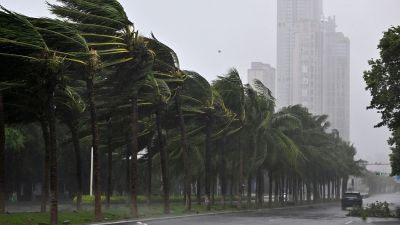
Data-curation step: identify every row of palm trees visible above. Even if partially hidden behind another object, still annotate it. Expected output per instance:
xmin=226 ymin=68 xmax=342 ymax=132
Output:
xmin=0 ymin=1 xmax=361 ymax=225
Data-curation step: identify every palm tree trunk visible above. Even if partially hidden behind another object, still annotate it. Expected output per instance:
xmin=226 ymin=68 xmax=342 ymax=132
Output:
xmin=274 ymin=175 xmax=279 ymax=203
xmin=125 ymin=137 xmax=130 ymax=196
xmin=156 ymin=110 xmax=170 ymax=214
xmin=299 ymin=180 xmax=303 ymax=203
xmin=280 ymin=176 xmax=284 ymax=204
xmin=342 ymin=176 xmax=348 ymax=198
xmin=146 ymin=148 xmax=152 ymax=205
xmin=129 ymin=96 xmax=139 ymax=217
xmin=106 ymin=121 xmax=112 ymax=209
xmin=175 ymin=90 xmax=191 ymax=211
xmin=204 ymin=115 xmax=212 ymax=211
xmin=196 ymin=177 xmax=201 ymax=205
xmin=294 ymin=177 xmax=298 ymax=203
xmin=312 ymin=180 xmax=319 ymax=202
xmin=285 ymin=176 xmax=289 ymax=202
xmin=256 ymin=169 xmax=263 ymax=207
xmin=336 ymin=177 xmax=340 ymax=200
xmin=219 ymin=137 xmax=226 ymax=209
xmin=86 ymin=78 xmax=102 ymax=220
xmin=327 ymin=180 xmax=331 ymax=200
xmin=0 ymin=94 xmax=5 ymax=214
xmin=268 ymin=173 xmax=273 ymax=207
xmin=48 ymin=85 xmax=58 ymax=225
xmin=230 ymin=171 xmax=234 ymax=206
xmin=247 ymin=175 xmax=252 ymax=207
xmin=306 ymin=182 xmax=312 ymax=202
xmin=211 ymin=177 xmax=215 ymax=206
xmin=291 ymin=176 xmax=295 ymax=202
xmin=237 ymin=137 xmax=243 ymax=209
xmin=70 ymin=125 xmax=82 ymax=211
xmin=40 ymin=119 xmax=50 ymax=213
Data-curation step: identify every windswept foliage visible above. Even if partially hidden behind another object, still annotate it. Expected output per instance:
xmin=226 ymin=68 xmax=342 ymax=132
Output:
xmin=364 ymin=26 xmax=400 ymax=176
xmin=0 ymin=1 xmax=360 ymax=224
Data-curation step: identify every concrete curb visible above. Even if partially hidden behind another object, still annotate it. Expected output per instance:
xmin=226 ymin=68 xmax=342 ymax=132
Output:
xmin=87 ymin=202 xmax=338 ymax=225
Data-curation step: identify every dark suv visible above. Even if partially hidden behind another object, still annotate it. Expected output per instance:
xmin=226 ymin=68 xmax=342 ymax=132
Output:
xmin=341 ymin=192 xmax=363 ymax=209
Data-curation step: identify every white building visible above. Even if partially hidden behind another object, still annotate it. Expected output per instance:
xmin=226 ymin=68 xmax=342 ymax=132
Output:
xmin=277 ymin=0 xmax=350 ymax=141
xmin=277 ymin=0 xmax=323 ymax=111
xmin=322 ymin=17 xmax=350 ymax=140
xmin=248 ymin=62 xmax=276 ymax=97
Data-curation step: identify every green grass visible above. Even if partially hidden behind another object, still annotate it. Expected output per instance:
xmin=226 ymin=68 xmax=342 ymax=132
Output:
xmin=0 ymin=203 xmax=239 ymax=225
xmin=0 ymin=211 xmax=115 ymax=225
xmin=1 ymin=198 xmax=324 ymax=225
xmin=73 ymin=195 xmax=228 ymax=204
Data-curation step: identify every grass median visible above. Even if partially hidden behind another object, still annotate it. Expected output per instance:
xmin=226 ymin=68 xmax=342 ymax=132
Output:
xmin=0 ymin=203 xmax=239 ymax=225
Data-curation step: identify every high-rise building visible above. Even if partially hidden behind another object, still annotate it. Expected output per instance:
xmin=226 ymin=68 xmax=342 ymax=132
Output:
xmin=248 ymin=62 xmax=276 ymax=97
xmin=322 ymin=17 xmax=350 ymax=140
xmin=277 ymin=0 xmax=323 ymax=111
xmin=277 ymin=0 xmax=350 ymax=140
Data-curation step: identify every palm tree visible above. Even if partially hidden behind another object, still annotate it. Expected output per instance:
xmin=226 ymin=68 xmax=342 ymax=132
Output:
xmin=141 ymin=74 xmax=172 ymax=213
xmin=0 ymin=56 xmax=51 ymax=213
xmin=181 ymin=71 xmax=235 ymax=210
xmin=242 ymin=81 xmax=301 ymax=207
xmin=0 ymin=8 xmax=90 ymax=224
xmin=174 ymin=86 xmax=191 ymax=210
xmin=56 ymin=85 xmax=86 ymax=211
xmin=50 ymin=0 xmax=163 ymax=216
xmin=48 ymin=0 xmax=130 ymax=217
xmin=0 ymin=94 xmax=4 ymax=213
xmin=212 ymin=68 xmax=245 ymax=208
xmin=149 ymin=35 xmax=193 ymax=211
xmin=0 ymin=1 xmax=365 ymax=219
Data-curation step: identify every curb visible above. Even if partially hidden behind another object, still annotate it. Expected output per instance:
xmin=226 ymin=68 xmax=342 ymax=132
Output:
xmin=87 ymin=202 xmax=338 ymax=225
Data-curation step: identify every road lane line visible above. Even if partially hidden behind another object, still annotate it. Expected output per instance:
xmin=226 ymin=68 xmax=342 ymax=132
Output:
xmin=345 ymin=221 xmax=353 ymax=224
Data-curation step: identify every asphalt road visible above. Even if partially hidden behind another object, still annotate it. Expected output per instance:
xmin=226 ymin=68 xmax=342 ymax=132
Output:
xmin=131 ymin=193 xmax=400 ymax=225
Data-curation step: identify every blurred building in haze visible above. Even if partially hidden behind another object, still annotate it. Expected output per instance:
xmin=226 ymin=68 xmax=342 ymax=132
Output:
xmin=247 ymin=62 xmax=276 ymax=97
xmin=276 ymin=0 xmax=350 ymax=140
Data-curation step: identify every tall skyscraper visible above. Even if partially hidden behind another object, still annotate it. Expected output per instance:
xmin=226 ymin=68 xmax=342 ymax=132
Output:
xmin=277 ymin=0 xmax=323 ymax=111
xmin=322 ymin=17 xmax=350 ymax=140
xmin=277 ymin=0 xmax=350 ymax=140
xmin=248 ymin=62 xmax=276 ymax=97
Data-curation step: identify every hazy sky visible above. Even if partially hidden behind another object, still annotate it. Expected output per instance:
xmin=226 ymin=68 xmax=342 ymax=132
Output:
xmin=1 ymin=0 xmax=399 ymax=170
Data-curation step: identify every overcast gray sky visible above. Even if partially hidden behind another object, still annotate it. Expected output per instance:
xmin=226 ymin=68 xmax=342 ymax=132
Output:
xmin=1 ymin=0 xmax=399 ymax=170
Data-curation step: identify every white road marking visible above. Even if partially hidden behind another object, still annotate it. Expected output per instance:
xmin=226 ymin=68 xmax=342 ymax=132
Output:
xmin=345 ymin=221 xmax=353 ymax=224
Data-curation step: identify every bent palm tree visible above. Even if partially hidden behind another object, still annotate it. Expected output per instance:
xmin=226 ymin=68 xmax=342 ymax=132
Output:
xmin=181 ymin=71 xmax=235 ymax=210
xmin=49 ymin=0 xmax=158 ymax=217
xmin=212 ymin=68 xmax=245 ymax=208
xmin=141 ymin=74 xmax=172 ymax=213
xmin=0 ymin=8 xmax=89 ymax=224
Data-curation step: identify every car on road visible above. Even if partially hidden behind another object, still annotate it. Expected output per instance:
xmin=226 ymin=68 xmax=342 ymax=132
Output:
xmin=341 ymin=192 xmax=363 ymax=210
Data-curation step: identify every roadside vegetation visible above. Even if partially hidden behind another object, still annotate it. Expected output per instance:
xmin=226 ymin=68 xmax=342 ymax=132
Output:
xmin=347 ymin=201 xmax=399 ymax=220
xmin=0 ymin=1 xmax=362 ymax=225
xmin=364 ymin=26 xmax=400 ymax=177
xmin=0 ymin=203 xmax=239 ymax=225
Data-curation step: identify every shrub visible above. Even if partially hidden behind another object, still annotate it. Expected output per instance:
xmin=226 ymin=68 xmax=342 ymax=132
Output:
xmin=395 ymin=207 xmax=400 ymax=218
xmin=347 ymin=201 xmax=394 ymax=219
xmin=73 ymin=195 xmax=126 ymax=204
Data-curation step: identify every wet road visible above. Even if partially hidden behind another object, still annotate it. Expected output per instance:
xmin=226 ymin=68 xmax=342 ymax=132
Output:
xmin=135 ymin=193 xmax=400 ymax=225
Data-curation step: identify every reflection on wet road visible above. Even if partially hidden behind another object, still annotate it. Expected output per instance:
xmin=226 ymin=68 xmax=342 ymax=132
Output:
xmin=145 ymin=193 xmax=400 ymax=225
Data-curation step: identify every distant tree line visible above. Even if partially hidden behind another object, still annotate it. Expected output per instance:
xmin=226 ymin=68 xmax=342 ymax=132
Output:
xmin=0 ymin=1 xmax=362 ymax=225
